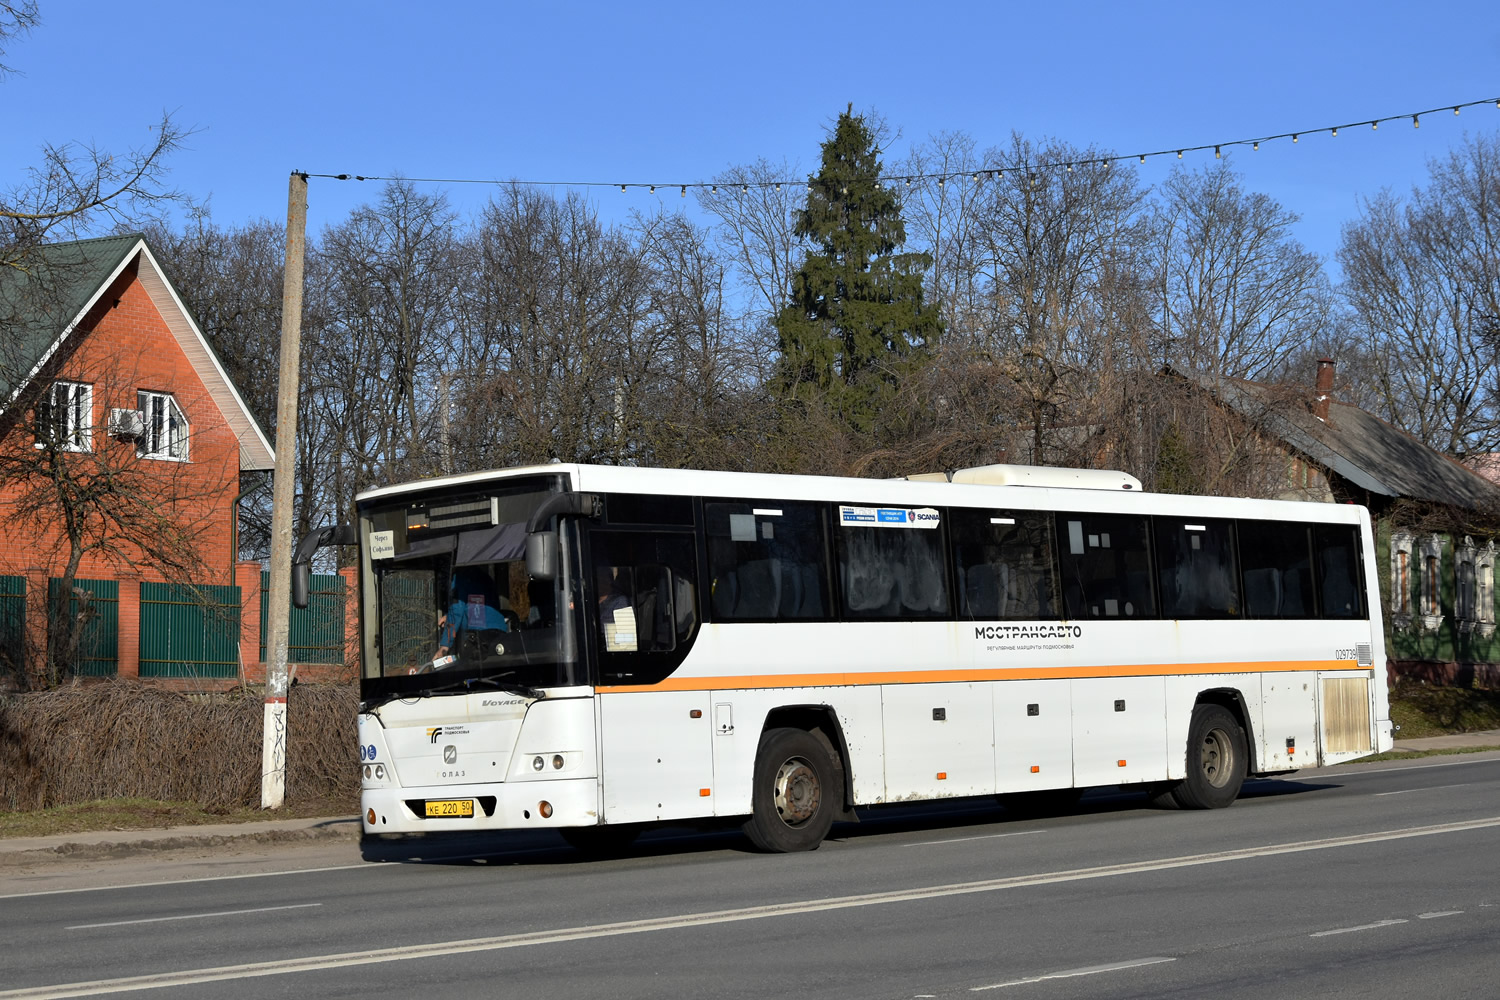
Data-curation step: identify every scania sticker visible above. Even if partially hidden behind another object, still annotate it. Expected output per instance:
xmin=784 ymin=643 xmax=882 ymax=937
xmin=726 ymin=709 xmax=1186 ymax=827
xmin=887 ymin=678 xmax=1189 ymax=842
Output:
xmin=839 ymin=505 xmax=940 ymax=529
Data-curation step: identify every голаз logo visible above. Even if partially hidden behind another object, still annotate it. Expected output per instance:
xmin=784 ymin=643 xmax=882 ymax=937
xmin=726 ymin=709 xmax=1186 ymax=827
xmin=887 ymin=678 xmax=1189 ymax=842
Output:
xmin=443 ymin=745 xmax=458 ymax=765
xmin=427 ymin=726 xmax=443 ymax=743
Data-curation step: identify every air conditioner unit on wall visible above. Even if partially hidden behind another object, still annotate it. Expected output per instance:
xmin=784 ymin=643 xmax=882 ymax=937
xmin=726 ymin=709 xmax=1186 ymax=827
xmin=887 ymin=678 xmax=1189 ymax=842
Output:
xmin=108 ymin=408 xmax=144 ymax=438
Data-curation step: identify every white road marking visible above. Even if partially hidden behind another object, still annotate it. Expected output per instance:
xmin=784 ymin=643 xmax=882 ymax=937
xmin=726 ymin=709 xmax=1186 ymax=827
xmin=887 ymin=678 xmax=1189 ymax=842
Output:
xmin=1375 ymin=783 xmax=1472 ymax=797
xmin=1418 ymin=911 xmax=1463 ymax=919
xmin=1279 ymin=757 xmax=1500 ymax=780
xmin=1310 ymin=918 xmax=1408 ymax=937
xmin=0 ymin=863 xmax=373 ymax=901
xmin=66 ymin=903 xmax=322 ymax=930
xmin=3 ymin=816 xmax=1499 ymax=999
xmin=906 ymin=830 xmax=1046 ymax=847
xmin=970 ymin=956 xmax=1176 ymax=990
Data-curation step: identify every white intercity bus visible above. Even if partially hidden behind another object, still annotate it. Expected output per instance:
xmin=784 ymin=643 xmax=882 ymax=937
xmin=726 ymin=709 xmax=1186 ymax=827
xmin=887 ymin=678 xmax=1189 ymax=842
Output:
xmin=300 ymin=462 xmax=1393 ymax=853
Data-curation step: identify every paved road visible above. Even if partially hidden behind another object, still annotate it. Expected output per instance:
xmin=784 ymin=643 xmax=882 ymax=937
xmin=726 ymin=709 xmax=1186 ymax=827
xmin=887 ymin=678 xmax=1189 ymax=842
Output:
xmin=3 ymin=753 xmax=1499 ymax=999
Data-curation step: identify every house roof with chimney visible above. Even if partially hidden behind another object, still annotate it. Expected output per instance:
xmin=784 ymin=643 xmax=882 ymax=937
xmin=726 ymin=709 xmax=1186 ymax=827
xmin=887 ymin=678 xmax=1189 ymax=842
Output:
xmin=0 ymin=233 xmax=273 ymax=471
xmin=1167 ymin=362 xmax=1500 ymax=513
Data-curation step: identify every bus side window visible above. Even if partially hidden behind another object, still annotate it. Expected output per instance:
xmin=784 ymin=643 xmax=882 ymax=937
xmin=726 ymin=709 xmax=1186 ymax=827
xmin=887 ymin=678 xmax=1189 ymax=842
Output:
xmin=590 ymin=531 xmax=699 ymax=685
xmin=1239 ymin=521 xmax=1314 ymax=618
xmin=835 ymin=511 xmax=949 ymax=620
xmin=1154 ymin=517 xmax=1239 ymax=619
xmin=950 ymin=509 xmax=1058 ymax=620
xmin=1057 ymin=513 xmax=1155 ymax=620
xmin=704 ymin=502 xmax=828 ymax=621
xmin=1314 ymin=524 xmax=1364 ymax=619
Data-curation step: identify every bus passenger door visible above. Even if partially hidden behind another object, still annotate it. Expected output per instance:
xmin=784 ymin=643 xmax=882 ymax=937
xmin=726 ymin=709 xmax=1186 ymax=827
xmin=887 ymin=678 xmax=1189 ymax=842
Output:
xmin=599 ymin=692 xmax=715 ymax=823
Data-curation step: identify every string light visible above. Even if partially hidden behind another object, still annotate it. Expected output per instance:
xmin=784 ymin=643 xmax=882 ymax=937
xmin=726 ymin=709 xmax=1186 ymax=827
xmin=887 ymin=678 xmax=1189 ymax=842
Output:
xmin=1253 ymin=141 xmax=1259 ymax=151
xmin=1454 ymin=107 xmax=1461 ymax=115
xmin=309 ymin=95 xmax=1500 ymax=198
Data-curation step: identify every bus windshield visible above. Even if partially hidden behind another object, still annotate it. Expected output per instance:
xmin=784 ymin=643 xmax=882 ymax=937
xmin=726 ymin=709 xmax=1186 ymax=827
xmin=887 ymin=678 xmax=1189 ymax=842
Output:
xmin=357 ymin=480 xmax=583 ymax=702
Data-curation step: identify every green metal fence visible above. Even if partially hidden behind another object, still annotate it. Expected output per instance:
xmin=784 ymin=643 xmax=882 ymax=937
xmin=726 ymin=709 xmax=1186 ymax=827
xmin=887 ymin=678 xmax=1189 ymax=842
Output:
xmin=46 ymin=577 xmax=118 ymax=677
xmin=260 ymin=571 xmax=346 ymax=665
xmin=138 ymin=582 xmax=241 ymax=679
xmin=0 ymin=575 xmax=25 ymax=678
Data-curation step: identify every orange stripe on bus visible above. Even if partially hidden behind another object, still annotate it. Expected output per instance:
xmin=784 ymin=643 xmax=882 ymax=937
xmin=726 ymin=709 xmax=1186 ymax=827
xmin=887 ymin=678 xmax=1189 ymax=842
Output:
xmin=596 ymin=660 xmax=1362 ymax=693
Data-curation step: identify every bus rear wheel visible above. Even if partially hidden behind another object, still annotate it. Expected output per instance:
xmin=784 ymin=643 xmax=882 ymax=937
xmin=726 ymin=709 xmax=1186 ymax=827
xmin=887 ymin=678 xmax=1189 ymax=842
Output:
xmin=1168 ymin=704 xmax=1248 ymax=809
xmin=743 ymin=728 xmax=837 ymax=853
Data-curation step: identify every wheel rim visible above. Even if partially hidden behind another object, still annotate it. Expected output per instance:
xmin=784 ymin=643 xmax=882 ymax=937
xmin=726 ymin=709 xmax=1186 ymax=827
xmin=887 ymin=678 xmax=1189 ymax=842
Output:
xmin=1199 ymin=727 xmax=1235 ymax=788
xmin=772 ymin=755 xmax=821 ymax=827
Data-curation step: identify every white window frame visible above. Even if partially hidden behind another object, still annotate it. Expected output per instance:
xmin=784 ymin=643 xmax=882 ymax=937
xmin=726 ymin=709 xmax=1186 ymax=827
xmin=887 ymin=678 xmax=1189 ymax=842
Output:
xmin=137 ymin=390 xmax=190 ymax=461
xmin=1455 ymin=536 xmax=1478 ymax=634
xmin=39 ymin=380 xmax=93 ymax=452
xmin=1478 ymin=541 xmax=1496 ymax=639
xmin=1418 ymin=534 xmax=1444 ymax=631
xmin=1389 ymin=529 xmax=1414 ymax=630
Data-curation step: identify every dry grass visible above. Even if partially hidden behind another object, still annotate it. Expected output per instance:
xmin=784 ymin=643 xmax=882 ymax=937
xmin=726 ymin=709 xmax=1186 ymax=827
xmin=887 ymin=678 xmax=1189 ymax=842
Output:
xmin=1388 ymin=678 xmax=1500 ymax=739
xmin=0 ymin=680 xmax=358 ymax=813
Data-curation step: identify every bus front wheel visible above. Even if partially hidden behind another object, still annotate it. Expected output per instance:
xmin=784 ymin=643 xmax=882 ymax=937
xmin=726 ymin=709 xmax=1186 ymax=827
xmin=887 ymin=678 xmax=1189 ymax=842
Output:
xmin=743 ymin=727 xmax=837 ymax=852
xmin=1168 ymin=703 xmax=1248 ymax=809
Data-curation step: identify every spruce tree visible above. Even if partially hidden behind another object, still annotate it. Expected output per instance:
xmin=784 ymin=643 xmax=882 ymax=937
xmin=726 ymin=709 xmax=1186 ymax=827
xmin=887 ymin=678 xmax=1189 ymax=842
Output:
xmin=774 ymin=106 xmax=942 ymax=439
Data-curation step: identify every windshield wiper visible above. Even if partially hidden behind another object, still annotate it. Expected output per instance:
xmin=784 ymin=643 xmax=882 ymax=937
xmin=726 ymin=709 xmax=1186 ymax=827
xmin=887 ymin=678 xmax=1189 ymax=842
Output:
xmin=412 ymin=672 xmax=545 ymax=701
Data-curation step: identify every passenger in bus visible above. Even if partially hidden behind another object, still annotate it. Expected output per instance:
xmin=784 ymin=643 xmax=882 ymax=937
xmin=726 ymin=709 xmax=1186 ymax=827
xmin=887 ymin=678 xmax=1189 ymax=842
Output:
xmin=436 ymin=567 xmax=510 ymax=656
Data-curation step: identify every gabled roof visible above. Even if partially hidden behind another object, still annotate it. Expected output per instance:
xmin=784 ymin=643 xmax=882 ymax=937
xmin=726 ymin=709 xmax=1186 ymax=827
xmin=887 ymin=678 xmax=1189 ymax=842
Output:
xmin=0 ymin=234 xmax=274 ymax=471
xmin=1170 ymin=366 xmax=1500 ymax=512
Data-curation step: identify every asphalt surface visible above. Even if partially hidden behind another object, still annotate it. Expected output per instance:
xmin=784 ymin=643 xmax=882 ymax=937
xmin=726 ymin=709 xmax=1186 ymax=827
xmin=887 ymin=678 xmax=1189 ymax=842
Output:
xmin=3 ymin=729 xmax=1493 ymax=862
xmin=0 ymin=739 xmax=1497 ymax=999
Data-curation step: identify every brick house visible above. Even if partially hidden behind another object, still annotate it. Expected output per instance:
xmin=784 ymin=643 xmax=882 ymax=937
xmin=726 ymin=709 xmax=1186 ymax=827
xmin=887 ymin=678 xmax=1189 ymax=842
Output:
xmin=0 ymin=233 xmax=275 ymax=687
xmin=1171 ymin=360 xmax=1500 ymax=687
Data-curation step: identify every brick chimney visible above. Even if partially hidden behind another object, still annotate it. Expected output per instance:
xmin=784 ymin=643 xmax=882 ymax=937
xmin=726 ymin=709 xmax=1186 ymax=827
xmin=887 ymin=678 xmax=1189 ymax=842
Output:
xmin=1313 ymin=358 xmax=1334 ymax=421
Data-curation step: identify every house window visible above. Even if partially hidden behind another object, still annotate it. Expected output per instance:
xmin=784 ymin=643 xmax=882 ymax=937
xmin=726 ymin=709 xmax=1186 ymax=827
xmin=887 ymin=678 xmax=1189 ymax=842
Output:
xmin=1389 ymin=530 xmax=1413 ymax=629
xmin=1418 ymin=535 xmax=1444 ymax=631
xmin=37 ymin=381 xmax=93 ymax=452
xmin=138 ymin=391 xmax=189 ymax=460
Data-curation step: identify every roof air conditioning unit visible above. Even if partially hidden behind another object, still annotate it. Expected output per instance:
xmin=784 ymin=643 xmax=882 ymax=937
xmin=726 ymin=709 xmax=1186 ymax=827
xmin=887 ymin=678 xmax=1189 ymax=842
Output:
xmin=109 ymin=408 xmax=144 ymax=439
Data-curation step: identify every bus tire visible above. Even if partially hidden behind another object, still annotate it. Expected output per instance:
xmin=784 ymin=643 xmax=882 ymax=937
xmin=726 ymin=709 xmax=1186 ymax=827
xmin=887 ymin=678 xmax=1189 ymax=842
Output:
xmin=743 ymin=727 xmax=837 ymax=853
xmin=1171 ymin=704 xmax=1248 ymax=809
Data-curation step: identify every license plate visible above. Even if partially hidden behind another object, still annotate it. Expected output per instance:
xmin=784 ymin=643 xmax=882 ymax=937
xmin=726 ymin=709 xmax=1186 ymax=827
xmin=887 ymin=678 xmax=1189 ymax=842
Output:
xmin=424 ymin=799 xmax=473 ymax=818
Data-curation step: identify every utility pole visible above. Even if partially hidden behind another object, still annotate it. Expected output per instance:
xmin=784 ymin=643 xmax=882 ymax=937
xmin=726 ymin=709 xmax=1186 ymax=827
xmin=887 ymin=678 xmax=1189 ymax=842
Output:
xmin=262 ymin=171 xmax=308 ymax=809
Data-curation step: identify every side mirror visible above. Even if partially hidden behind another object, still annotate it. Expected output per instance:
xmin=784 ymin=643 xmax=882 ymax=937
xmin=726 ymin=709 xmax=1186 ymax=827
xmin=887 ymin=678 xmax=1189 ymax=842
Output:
xmin=292 ymin=523 xmax=356 ymax=609
xmin=526 ymin=531 xmax=558 ymax=581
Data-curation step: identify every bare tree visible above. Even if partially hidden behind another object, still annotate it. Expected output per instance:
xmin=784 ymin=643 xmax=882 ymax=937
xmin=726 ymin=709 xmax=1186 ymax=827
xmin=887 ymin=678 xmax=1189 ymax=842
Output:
xmin=1340 ymin=135 xmax=1500 ymax=459
xmin=1152 ymin=161 xmax=1331 ymax=380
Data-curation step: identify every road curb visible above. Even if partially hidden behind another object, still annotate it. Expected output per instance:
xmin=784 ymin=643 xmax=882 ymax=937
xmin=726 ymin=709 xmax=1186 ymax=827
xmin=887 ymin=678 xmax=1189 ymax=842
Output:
xmin=0 ymin=818 xmax=360 ymax=867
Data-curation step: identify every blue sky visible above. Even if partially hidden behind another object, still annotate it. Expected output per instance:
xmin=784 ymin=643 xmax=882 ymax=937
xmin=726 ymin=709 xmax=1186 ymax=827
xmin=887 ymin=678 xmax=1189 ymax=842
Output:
xmin=4 ymin=0 xmax=1498 ymax=272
